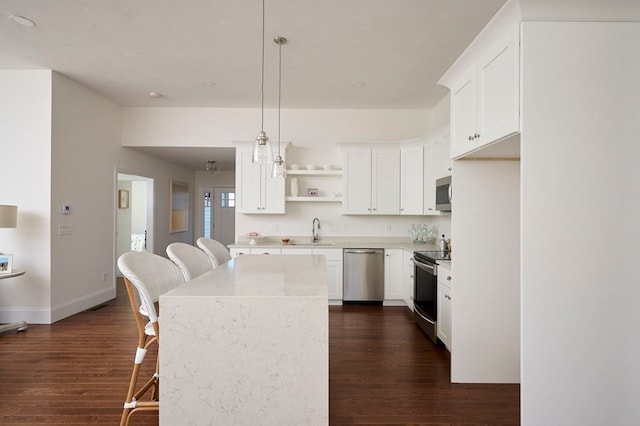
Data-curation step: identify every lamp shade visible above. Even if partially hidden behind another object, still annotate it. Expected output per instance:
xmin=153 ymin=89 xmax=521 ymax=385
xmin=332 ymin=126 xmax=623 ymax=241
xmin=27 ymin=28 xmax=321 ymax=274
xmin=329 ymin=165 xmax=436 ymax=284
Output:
xmin=0 ymin=205 xmax=17 ymax=228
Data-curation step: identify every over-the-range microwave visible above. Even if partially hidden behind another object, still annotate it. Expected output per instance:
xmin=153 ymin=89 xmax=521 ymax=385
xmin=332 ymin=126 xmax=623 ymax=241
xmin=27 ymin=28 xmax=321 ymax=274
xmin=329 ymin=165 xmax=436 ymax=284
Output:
xmin=435 ymin=176 xmax=452 ymax=212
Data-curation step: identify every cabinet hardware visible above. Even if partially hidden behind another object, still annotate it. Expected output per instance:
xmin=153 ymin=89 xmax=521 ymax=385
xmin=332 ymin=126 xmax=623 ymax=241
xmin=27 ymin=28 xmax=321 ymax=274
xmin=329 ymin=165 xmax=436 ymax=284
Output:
xmin=447 ymin=276 xmax=451 ymax=280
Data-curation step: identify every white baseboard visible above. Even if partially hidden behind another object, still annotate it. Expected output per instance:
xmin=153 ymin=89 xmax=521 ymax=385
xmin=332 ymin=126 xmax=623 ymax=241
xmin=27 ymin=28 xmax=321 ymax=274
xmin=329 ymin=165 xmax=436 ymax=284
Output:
xmin=0 ymin=286 xmax=117 ymax=325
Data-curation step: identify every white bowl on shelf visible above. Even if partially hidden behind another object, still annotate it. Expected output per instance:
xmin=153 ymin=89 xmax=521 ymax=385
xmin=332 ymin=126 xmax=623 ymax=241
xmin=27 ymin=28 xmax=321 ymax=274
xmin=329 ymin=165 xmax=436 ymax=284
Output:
xmin=323 ymin=164 xmax=336 ymax=170
xmin=289 ymin=164 xmax=301 ymax=170
xmin=306 ymin=164 xmax=319 ymax=170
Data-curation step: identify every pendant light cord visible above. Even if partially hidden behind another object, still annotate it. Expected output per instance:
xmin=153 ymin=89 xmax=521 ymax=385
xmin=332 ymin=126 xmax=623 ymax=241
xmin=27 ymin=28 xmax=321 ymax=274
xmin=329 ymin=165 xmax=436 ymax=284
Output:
xmin=260 ymin=0 xmax=265 ymax=131
xmin=277 ymin=39 xmax=282 ymax=155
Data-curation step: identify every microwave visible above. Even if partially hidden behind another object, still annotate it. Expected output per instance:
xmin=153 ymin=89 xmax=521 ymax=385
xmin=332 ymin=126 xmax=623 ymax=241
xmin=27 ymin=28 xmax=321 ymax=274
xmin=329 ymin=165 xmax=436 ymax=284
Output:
xmin=435 ymin=176 xmax=452 ymax=211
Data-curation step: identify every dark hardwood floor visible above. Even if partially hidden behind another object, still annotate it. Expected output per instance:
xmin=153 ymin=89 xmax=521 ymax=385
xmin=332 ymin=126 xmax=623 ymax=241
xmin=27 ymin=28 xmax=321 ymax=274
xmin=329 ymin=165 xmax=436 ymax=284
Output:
xmin=0 ymin=281 xmax=519 ymax=425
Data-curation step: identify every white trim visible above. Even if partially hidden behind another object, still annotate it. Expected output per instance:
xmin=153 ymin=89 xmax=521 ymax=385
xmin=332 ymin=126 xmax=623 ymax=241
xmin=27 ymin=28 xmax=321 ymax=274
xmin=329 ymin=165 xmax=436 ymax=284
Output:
xmin=1 ymin=286 xmax=117 ymax=324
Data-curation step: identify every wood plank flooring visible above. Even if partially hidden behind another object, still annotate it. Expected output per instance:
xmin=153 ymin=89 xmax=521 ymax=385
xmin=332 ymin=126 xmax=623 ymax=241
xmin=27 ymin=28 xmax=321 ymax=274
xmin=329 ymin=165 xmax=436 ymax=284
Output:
xmin=0 ymin=281 xmax=519 ymax=425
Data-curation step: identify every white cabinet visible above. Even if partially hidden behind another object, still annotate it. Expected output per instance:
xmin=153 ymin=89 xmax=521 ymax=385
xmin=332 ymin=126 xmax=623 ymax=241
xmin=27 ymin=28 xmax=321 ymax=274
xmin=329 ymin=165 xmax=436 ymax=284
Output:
xmin=261 ymin=246 xmax=343 ymax=302
xmin=423 ymin=122 xmax=451 ymax=215
xmin=313 ymin=248 xmax=343 ymax=302
xmin=400 ymin=141 xmax=424 ymax=215
xmin=230 ymin=247 xmax=281 ymax=257
xmin=433 ymin=131 xmax=452 ymax=180
xmin=423 ymin=140 xmax=438 ymax=214
xmin=235 ymin=143 xmax=286 ymax=214
xmin=342 ymin=144 xmax=400 ymax=215
xmin=437 ymin=263 xmax=452 ymax=351
xmin=384 ymin=249 xmax=403 ymax=303
xmin=402 ymin=250 xmax=415 ymax=311
xmin=447 ymin=30 xmax=519 ymax=159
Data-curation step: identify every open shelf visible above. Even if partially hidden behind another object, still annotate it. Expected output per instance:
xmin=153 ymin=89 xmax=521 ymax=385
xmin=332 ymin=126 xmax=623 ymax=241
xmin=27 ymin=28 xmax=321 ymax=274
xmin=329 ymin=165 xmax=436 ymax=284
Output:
xmin=286 ymin=196 xmax=342 ymax=202
xmin=287 ymin=169 xmax=342 ymax=176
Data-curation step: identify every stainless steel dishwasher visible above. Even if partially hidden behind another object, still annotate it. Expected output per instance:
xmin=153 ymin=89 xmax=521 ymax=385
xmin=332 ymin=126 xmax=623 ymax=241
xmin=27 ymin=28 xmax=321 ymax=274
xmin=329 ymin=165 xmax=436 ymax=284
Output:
xmin=343 ymin=248 xmax=385 ymax=303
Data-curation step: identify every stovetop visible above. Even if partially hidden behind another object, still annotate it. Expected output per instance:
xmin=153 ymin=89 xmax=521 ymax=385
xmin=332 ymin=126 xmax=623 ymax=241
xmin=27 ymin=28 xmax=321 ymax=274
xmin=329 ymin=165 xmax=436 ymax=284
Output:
xmin=413 ymin=250 xmax=451 ymax=262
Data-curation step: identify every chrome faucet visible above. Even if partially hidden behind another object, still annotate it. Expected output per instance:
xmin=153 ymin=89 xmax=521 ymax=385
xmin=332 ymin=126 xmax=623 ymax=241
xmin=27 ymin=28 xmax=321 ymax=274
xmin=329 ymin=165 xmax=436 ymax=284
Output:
xmin=312 ymin=217 xmax=321 ymax=243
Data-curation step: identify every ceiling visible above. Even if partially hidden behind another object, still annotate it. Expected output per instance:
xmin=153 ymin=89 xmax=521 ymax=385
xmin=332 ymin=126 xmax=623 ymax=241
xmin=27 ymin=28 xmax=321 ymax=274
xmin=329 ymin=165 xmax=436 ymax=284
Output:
xmin=0 ymin=0 xmax=507 ymax=170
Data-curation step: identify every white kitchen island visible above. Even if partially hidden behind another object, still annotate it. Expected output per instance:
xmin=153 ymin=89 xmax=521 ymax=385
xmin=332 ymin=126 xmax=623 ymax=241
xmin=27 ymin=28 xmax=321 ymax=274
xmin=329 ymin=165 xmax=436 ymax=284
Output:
xmin=159 ymin=254 xmax=328 ymax=425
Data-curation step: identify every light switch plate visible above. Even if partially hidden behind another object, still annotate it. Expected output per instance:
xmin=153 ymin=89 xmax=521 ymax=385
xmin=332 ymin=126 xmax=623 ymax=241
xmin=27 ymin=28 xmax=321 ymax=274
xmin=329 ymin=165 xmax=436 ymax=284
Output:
xmin=58 ymin=225 xmax=73 ymax=236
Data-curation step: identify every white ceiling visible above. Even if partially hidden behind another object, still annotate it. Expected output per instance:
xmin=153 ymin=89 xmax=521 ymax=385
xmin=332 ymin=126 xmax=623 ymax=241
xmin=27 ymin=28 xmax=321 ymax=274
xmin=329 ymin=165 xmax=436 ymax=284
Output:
xmin=0 ymin=0 xmax=507 ymax=170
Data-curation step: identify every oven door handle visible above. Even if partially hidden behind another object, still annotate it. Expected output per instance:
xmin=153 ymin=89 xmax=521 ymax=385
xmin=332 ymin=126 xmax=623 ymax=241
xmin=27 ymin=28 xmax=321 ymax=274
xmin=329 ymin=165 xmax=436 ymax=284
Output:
xmin=412 ymin=257 xmax=436 ymax=273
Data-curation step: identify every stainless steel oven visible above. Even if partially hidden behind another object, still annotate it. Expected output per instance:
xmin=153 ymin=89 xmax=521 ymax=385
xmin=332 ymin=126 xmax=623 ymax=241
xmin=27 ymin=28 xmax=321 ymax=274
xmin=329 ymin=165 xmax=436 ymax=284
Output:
xmin=412 ymin=250 xmax=450 ymax=343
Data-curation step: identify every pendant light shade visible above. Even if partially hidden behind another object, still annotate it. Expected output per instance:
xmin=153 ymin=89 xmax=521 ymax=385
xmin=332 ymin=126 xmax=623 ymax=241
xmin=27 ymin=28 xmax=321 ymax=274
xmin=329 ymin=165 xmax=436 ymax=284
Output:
xmin=252 ymin=0 xmax=273 ymax=164
xmin=253 ymin=131 xmax=273 ymax=163
xmin=271 ymin=36 xmax=287 ymax=178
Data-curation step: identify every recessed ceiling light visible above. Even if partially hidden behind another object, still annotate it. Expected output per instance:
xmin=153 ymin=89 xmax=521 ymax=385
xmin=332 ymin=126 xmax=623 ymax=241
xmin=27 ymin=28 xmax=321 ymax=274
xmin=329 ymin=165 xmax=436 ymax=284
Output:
xmin=352 ymin=82 xmax=366 ymax=89
xmin=9 ymin=14 xmax=36 ymax=28
xmin=148 ymin=92 xmax=164 ymax=99
xmin=200 ymin=80 xmax=216 ymax=87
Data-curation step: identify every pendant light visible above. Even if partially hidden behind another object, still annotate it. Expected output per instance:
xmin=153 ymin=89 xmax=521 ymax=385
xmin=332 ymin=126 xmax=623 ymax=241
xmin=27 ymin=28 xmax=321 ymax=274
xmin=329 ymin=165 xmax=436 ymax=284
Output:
xmin=252 ymin=0 xmax=273 ymax=164
xmin=271 ymin=36 xmax=287 ymax=178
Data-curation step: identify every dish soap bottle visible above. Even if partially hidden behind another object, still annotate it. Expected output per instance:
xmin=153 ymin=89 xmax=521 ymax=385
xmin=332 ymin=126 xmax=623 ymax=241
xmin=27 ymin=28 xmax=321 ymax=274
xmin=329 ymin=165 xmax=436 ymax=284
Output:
xmin=439 ymin=234 xmax=447 ymax=252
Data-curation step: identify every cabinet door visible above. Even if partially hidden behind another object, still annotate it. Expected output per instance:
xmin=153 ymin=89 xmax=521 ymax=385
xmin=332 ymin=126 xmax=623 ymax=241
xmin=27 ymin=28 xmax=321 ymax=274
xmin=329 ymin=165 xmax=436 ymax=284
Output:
xmin=400 ymin=144 xmax=424 ymax=215
xmin=371 ymin=147 xmax=400 ymax=215
xmin=236 ymin=150 xmax=263 ymax=213
xmin=434 ymin=133 xmax=452 ymax=180
xmin=342 ymin=148 xmax=372 ymax=214
xmin=229 ymin=248 xmax=249 ymax=258
xmin=477 ymin=33 xmax=519 ymax=148
xmin=249 ymin=248 xmax=281 ymax=255
xmin=261 ymin=170 xmax=285 ymax=214
xmin=281 ymin=248 xmax=312 ymax=255
xmin=423 ymin=141 xmax=438 ymax=214
xmin=314 ymin=248 xmax=343 ymax=301
xmin=402 ymin=250 xmax=414 ymax=310
xmin=325 ymin=260 xmax=343 ymax=301
xmin=384 ymin=249 xmax=403 ymax=300
xmin=437 ymin=281 xmax=451 ymax=350
xmin=450 ymin=68 xmax=478 ymax=159
xmin=235 ymin=149 xmax=285 ymax=214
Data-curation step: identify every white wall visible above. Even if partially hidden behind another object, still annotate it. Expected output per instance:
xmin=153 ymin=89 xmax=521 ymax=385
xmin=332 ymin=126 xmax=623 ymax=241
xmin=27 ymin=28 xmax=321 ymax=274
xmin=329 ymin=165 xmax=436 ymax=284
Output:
xmin=1 ymin=70 xmax=196 ymax=324
xmin=121 ymin=107 xmax=432 ymax=150
xmin=521 ymin=21 xmax=640 ymax=425
xmin=122 ymin=107 xmax=452 ymax=241
xmin=451 ymin=159 xmax=520 ymax=383
xmin=0 ymin=70 xmax=52 ymax=324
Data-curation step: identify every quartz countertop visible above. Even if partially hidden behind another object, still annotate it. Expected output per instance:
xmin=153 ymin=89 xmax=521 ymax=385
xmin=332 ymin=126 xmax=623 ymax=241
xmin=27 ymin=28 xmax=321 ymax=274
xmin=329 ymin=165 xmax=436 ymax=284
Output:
xmin=159 ymin=254 xmax=328 ymax=425
xmin=229 ymin=236 xmax=441 ymax=252
xmin=163 ymin=254 xmax=328 ymax=298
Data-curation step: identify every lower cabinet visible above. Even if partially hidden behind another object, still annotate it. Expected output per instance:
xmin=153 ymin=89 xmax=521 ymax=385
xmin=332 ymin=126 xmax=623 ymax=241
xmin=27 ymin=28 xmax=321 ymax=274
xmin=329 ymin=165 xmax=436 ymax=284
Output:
xmin=437 ymin=264 xmax=452 ymax=350
xmin=313 ymin=249 xmax=343 ymax=303
xmin=230 ymin=247 xmax=281 ymax=257
xmin=384 ymin=249 xmax=404 ymax=304
xmin=402 ymin=250 xmax=415 ymax=311
xmin=233 ymin=247 xmax=343 ymax=303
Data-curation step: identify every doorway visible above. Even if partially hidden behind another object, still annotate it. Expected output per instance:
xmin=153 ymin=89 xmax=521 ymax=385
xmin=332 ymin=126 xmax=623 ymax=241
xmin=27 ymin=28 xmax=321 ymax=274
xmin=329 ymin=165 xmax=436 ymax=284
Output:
xmin=202 ymin=187 xmax=235 ymax=248
xmin=116 ymin=173 xmax=154 ymax=274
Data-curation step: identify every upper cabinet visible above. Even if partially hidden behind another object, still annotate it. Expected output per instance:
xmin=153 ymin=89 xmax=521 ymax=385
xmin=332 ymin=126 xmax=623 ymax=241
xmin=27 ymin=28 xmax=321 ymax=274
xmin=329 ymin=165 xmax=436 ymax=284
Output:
xmin=235 ymin=142 xmax=287 ymax=214
xmin=342 ymin=144 xmax=400 ymax=215
xmin=423 ymin=121 xmax=451 ymax=215
xmin=441 ymin=24 xmax=520 ymax=159
xmin=400 ymin=140 xmax=424 ymax=215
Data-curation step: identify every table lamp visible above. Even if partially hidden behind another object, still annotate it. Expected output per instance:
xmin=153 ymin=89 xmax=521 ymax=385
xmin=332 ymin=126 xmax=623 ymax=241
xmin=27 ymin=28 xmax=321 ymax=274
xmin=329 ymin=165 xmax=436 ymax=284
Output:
xmin=0 ymin=205 xmax=18 ymax=229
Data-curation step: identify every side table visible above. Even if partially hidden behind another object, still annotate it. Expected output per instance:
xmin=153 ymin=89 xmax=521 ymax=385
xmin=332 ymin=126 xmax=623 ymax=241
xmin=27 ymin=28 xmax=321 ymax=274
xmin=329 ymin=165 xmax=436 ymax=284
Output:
xmin=0 ymin=270 xmax=27 ymax=333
